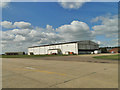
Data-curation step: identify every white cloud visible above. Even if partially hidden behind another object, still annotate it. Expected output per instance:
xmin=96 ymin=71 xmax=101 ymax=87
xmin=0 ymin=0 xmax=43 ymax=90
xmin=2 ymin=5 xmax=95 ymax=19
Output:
xmin=1 ymin=21 xmax=15 ymax=29
xmin=1 ymin=15 xmax=118 ymax=53
xmin=0 ymin=0 xmax=118 ymax=9
xmin=1 ymin=24 xmax=62 ymax=53
xmin=1 ymin=20 xmax=93 ymax=53
xmin=46 ymin=25 xmax=55 ymax=32
xmin=58 ymin=0 xmax=91 ymax=9
xmin=56 ymin=20 xmax=93 ymax=41
xmin=99 ymin=39 xmax=118 ymax=47
xmin=2 ymin=31 xmax=15 ymax=40
xmin=14 ymin=21 xmax=32 ymax=29
xmin=92 ymin=15 xmax=118 ymax=38
xmin=14 ymin=35 xmax=25 ymax=42
xmin=1 ymin=21 xmax=33 ymax=29
xmin=0 ymin=0 xmax=11 ymax=8
xmin=92 ymin=15 xmax=118 ymax=47
xmin=11 ymin=29 xmax=31 ymax=36
xmin=92 ymin=40 xmax=101 ymax=45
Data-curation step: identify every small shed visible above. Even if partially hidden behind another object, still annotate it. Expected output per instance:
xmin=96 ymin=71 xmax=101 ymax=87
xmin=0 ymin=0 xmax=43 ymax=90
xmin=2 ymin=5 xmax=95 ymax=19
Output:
xmin=5 ymin=52 xmax=25 ymax=55
xmin=108 ymin=48 xmax=119 ymax=53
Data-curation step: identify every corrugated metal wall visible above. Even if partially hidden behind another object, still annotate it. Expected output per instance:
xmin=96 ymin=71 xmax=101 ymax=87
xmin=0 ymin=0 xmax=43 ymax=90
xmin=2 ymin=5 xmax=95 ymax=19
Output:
xmin=28 ymin=41 xmax=99 ymax=55
xmin=28 ymin=43 xmax=78 ymax=55
xmin=78 ymin=41 xmax=99 ymax=50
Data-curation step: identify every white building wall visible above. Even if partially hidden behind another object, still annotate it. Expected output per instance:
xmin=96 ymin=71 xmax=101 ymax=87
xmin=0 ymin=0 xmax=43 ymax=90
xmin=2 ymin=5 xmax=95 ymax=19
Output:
xmin=44 ymin=46 xmax=49 ymax=54
xmin=28 ymin=42 xmax=78 ymax=55
xmin=39 ymin=47 xmax=45 ymax=55
xmin=34 ymin=47 xmax=40 ymax=55
xmin=61 ymin=43 xmax=78 ymax=54
xmin=28 ymin=48 xmax=34 ymax=55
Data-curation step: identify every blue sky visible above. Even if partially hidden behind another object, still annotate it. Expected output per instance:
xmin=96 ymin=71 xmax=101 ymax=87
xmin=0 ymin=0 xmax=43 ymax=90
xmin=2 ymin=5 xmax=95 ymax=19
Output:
xmin=2 ymin=2 xmax=118 ymax=29
xmin=1 ymin=2 xmax=118 ymax=53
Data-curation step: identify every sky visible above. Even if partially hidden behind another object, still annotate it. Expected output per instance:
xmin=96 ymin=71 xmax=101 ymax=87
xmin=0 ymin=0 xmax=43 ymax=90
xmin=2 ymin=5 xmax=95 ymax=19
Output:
xmin=0 ymin=1 xmax=119 ymax=53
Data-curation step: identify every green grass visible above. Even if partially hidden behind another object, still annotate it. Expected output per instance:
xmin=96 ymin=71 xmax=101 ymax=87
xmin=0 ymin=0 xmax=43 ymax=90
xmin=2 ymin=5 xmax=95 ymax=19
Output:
xmin=93 ymin=54 xmax=119 ymax=60
xmin=0 ymin=54 xmax=70 ymax=58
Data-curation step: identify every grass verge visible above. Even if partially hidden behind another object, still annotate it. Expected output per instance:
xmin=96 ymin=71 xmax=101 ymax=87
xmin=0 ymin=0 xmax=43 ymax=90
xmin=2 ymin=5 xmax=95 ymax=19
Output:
xmin=0 ymin=54 xmax=71 ymax=58
xmin=93 ymin=54 xmax=119 ymax=60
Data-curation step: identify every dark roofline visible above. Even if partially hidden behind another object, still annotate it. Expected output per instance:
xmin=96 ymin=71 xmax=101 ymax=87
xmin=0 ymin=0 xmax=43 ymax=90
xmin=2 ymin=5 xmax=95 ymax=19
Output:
xmin=5 ymin=52 xmax=25 ymax=53
xmin=28 ymin=40 xmax=98 ymax=48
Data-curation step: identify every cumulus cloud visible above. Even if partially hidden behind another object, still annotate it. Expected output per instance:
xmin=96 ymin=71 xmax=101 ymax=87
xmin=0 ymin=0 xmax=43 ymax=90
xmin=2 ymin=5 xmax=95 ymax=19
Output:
xmin=1 ymin=21 xmax=15 ymax=29
xmin=14 ymin=35 xmax=26 ymax=42
xmin=91 ymin=15 xmax=118 ymax=47
xmin=1 ymin=20 xmax=93 ymax=53
xmin=58 ymin=0 xmax=91 ymax=9
xmin=99 ymin=39 xmax=118 ymax=47
xmin=46 ymin=25 xmax=55 ymax=32
xmin=92 ymin=15 xmax=118 ymax=38
xmin=1 ymin=21 xmax=33 ymax=29
xmin=14 ymin=21 xmax=32 ymax=29
xmin=2 ymin=31 xmax=15 ymax=41
xmin=1 ymin=25 xmax=62 ymax=53
xmin=1 ymin=15 xmax=118 ymax=53
xmin=56 ymin=21 xmax=93 ymax=41
xmin=0 ymin=0 xmax=11 ymax=8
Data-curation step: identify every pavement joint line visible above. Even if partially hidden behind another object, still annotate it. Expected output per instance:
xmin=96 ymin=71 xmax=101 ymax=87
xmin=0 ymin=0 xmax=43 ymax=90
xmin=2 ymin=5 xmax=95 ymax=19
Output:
xmin=48 ymin=71 xmax=98 ymax=88
xmin=13 ymin=68 xmax=67 ymax=76
xmin=48 ymin=67 xmax=113 ymax=88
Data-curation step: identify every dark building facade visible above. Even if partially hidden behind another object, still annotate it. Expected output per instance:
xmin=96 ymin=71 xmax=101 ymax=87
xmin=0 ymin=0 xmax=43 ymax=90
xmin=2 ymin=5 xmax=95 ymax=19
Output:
xmin=77 ymin=40 xmax=99 ymax=54
xmin=5 ymin=52 xmax=25 ymax=55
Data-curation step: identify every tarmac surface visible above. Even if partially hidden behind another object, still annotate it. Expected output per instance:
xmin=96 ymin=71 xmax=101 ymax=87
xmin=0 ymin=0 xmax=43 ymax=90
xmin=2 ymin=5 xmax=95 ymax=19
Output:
xmin=2 ymin=54 xmax=118 ymax=88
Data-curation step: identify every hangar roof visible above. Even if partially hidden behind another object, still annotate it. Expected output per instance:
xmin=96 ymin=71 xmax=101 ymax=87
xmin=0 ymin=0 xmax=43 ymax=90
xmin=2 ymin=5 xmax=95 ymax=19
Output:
xmin=28 ymin=40 xmax=99 ymax=48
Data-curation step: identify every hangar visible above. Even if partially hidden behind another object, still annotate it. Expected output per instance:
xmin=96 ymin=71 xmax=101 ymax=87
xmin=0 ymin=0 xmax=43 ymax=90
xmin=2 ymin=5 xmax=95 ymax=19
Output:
xmin=28 ymin=40 xmax=99 ymax=55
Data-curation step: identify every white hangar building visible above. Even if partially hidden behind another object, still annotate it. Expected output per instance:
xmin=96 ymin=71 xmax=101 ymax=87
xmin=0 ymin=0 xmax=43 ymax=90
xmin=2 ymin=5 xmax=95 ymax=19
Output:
xmin=28 ymin=40 xmax=99 ymax=55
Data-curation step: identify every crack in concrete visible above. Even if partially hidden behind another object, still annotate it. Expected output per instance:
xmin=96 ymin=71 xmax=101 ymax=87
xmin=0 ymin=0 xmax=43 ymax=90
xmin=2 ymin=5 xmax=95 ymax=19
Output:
xmin=48 ymin=72 xmax=97 ymax=88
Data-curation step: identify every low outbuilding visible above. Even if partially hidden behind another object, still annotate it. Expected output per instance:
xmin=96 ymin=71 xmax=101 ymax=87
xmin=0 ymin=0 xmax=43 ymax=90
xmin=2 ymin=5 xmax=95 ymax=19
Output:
xmin=5 ymin=52 xmax=25 ymax=55
xmin=108 ymin=47 xmax=120 ymax=53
